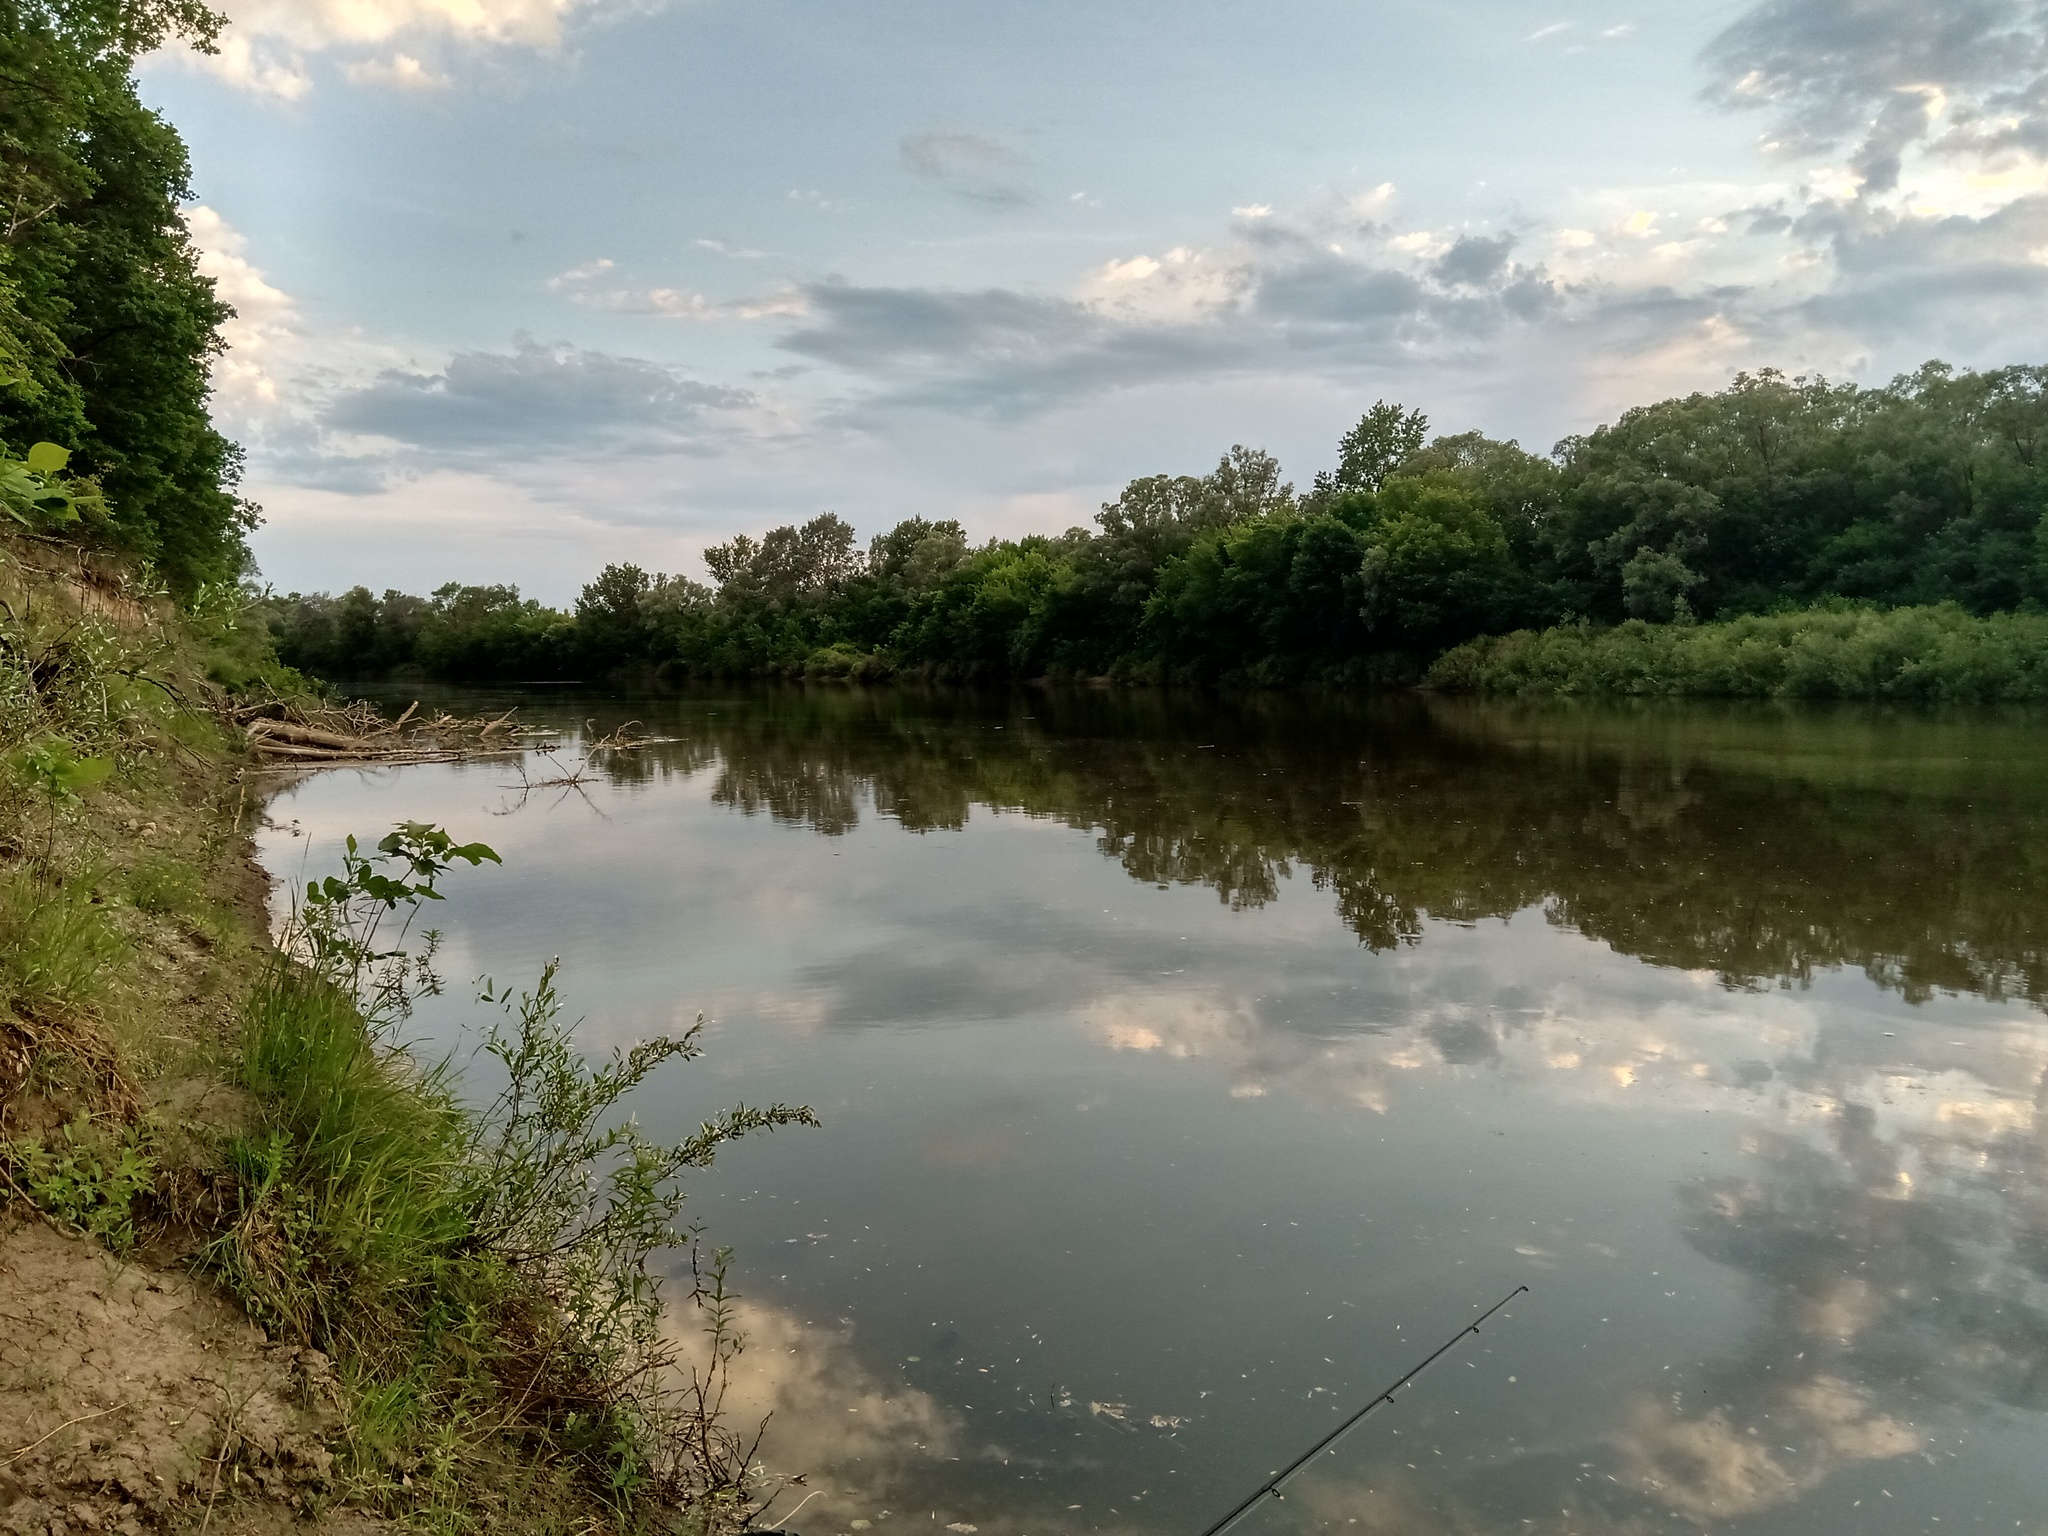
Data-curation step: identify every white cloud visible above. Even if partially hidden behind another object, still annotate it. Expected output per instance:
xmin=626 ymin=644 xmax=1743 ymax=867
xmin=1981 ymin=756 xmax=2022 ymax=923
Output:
xmin=340 ymin=52 xmax=452 ymax=89
xmin=546 ymin=257 xmax=616 ymax=289
xmin=173 ymin=0 xmax=638 ymax=95
xmin=197 ymin=34 xmax=312 ymax=99
xmin=1073 ymin=245 xmax=1250 ymax=324
xmin=1343 ymin=182 xmax=1396 ymax=221
xmin=217 ymin=0 xmax=600 ymax=49
xmin=186 ymin=205 xmax=299 ymax=415
xmin=547 ymin=259 xmax=810 ymax=321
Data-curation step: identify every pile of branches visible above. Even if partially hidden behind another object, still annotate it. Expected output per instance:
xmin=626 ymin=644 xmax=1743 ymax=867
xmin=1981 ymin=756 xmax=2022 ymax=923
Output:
xmin=230 ymin=698 xmax=537 ymax=769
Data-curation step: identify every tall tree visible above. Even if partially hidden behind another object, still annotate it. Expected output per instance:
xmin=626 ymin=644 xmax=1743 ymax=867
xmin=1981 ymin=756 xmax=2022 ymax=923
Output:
xmin=0 ymin=0 xmax=252 ymax=594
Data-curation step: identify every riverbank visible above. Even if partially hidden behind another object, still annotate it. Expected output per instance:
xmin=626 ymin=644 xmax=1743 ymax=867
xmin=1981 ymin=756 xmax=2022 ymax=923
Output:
xmin=1425 ymin=603 xmax=2048 ymax=700
xmin=269 ymin=588 xmax=2048 ymax=702
xmin=0 ymin=538 xmax=803 ymax=1534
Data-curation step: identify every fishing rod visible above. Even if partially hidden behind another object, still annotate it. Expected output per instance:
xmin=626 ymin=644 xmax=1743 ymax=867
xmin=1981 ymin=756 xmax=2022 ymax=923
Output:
xmin=1191 ymin=1284 xmax=1530 ymax=1536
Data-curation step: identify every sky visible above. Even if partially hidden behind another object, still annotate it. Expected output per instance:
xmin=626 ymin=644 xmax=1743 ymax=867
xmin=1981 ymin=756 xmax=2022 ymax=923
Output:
xmin=140 ymin=0 xmax=2048 ymax=602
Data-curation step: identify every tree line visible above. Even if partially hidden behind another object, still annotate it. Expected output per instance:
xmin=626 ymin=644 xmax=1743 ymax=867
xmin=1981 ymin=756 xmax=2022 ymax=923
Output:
xmin=261 ymin=363 xmax=2048 ymax=689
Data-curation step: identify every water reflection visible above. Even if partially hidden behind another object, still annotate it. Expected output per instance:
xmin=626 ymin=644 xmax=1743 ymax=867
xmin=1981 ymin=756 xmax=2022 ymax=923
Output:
xmin=551 ymin=689 xmax=2048 ymax=1005
xmin=278 ymin=687 xmax=2048 ymax=1533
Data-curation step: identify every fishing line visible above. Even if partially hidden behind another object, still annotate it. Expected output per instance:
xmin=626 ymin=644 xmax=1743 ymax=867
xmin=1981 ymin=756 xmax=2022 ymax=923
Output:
xmin=1192 ymin=1284 xmax=1530 ymax=1536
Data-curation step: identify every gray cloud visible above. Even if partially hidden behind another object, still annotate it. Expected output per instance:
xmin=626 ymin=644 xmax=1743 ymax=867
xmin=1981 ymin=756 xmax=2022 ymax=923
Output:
xmin=325 ymin=338 xmax=755 ymax=454
xmin=1703 ymin=0 xmax=2048 ymax=180
xmin=901 ymin=131 xmax=1015 ymax=176
xmin=777 ymin=240 xmax=1568 ymax=416
xmin=1793 ymin=194 xmax=2048 ymax=346
xmin=1431 ymin=232 xmax=1516 ymax=288
xmin=899 ymin=130 xmax=1033 ymax=208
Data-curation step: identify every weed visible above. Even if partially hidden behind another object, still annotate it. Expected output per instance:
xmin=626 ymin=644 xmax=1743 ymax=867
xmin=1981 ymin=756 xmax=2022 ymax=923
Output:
xmin=209 ymin=826 xmax=817 ymax=1528
xmin=128 ymin=856 xmax=203 ymax=918
xmin=0 ymin=865 xmax=121 ymax=1023
xmin=284 ymin=820 xmax=500 ymax=1028
xmin=1 ymin=1112 xmax=156 ymax=1249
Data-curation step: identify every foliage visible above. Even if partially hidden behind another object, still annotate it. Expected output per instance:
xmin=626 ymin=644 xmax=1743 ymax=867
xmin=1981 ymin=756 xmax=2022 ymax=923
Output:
xmin=219 ymin=823 xmax=815 ymax=1525
xmin=256 ymin=360 xmax=2048 ymax=693
xmin=468 ymin=963 xmax=816 ymax=1511
xmin=1426 ymin=603 xmax=2048 ymax=701
xmin=286 ymin=820 xmax=500 ymax=1024
xmin=1312 ymin=398 xmax=1429 ymax=497
xmin=0 ymin=438 xmax=95 ymax=527
xmin=614 ymin=685 xmax=2048 ymax=1007
xmin=10 ymin=734 xmax=112 ymax=800
xmin=0 ymin=0 xmax=253 ymax=595
xmin=0 ymin=1111 xmax=154 ymax=1248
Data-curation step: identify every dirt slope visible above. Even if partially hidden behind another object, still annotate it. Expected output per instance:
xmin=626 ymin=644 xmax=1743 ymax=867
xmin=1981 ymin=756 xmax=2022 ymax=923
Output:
xmin=0 ymin=1216 xmax=357 ymax=1534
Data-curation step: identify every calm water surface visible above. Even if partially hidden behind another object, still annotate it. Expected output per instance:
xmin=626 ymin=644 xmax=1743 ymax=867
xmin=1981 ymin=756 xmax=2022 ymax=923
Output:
xmin=255 ymin=689 xmax=2048 ymax=1536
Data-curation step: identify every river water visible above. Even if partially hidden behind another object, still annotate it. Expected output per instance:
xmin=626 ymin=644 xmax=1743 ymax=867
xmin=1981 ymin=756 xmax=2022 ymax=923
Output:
xmin=254 ymin=687 xmax=2048 ymax=1536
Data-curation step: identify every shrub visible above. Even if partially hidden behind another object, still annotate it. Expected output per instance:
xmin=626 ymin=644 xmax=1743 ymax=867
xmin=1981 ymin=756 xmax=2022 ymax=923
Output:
xmin=1427 ymin=604 xmax=2048 ymax=701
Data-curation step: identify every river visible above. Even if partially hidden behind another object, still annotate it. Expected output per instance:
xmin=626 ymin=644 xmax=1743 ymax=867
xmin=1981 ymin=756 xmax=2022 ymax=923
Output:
xmin=254 ymin=687 xmax=2048 ymax=1536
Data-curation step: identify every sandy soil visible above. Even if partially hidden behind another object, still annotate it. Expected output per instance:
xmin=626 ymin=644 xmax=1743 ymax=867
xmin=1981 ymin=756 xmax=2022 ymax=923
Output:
xmin=0 ymin=1217 xmax=362 ymax=1535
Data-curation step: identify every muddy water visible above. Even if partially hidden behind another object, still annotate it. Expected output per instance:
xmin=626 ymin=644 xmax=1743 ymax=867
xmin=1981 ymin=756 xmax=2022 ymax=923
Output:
xmin=256 ymin=688 xmax=2048 ymax=1536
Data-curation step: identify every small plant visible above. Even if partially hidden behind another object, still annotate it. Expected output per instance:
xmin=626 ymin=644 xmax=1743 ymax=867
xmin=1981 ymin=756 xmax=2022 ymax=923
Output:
xmin=10 ymin=736 xmax=113 ymax=800
xmin=128 ymin=856 xmax=202 ymax=918
xmin=218 ymin=824 xmax=816 ymax=1525
xmin=0 ymin=441 xmax=88 ymax=529
xmin=1 ymin=1112 xmax=156 ymax=1250
xmin=665 ymin=1242 xmax=787 ymax=1525
xmin=0 ymin=863 xmax=122 ymax=1024
xmin=6 ymin=734 xmax=113 ymax=867
xmin=285 ymin=820 xmax=501 ymax=1027
xmin=468 ymin=963 xmax=817 ymax=1513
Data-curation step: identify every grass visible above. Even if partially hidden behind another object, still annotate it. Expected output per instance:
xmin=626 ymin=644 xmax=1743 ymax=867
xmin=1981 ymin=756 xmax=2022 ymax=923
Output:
xmin=209 ymin=950 xmax=817 ymax=1527
xmin=0 ymin=538 xmax=818 ymax=1532
xmin=1426 ymin=602 xmax=2048 ymax=700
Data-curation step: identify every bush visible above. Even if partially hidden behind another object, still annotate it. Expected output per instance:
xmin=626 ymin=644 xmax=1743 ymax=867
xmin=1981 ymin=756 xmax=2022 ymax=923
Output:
xmin=1426 ymin=603 xmax=2048 ymax=700
xmin=209 ymin=824 xmax=819 ymax=1523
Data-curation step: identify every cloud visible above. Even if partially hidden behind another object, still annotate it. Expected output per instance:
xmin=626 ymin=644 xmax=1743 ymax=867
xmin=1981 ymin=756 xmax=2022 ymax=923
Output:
xmin=1702 ymin=0 xmax=2048 ymax=181
xmin=1075 ymin=245 xmax=1251 ymax=323
xmin=676 ymin=1299 xmax=959 ymax=1519
xmin=1340 ymin=182 xmax=1397 ymax=223
xmin=900 ymin=131 xmax=1032 ymax=209
xmin=901 ymin=131 xmax=1015 ymax=177
xmin=176 ymin=0 xmax=644 ymax=96
xmin=340 ymin=52 xmax=451 ymax=89
xmin=186 ymin=206 xmax=299 ymax=416
xmin=771 ymin=226 xmax=1570 ymax=416
xmin=1431 ymin=232 xmax=1517 ymax=287
xmin=546 ymin=259 xmax=810 ymax=321
xmin=323 ymin=338 xmax=756 ymax=456
xmin=219 ymin=0 xmax=606 ymax=49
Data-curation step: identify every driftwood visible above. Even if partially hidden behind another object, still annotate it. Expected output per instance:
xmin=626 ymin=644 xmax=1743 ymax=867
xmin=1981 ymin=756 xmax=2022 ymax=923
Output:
xmin=233 ymin=696 xmax=543 ymax=771
xmin=247 ymin=718 xmax=359 ymax=752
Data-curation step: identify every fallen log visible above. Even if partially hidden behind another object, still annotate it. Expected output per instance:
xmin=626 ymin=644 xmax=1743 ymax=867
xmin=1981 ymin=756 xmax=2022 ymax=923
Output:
xmin=247 ymin=718 xmax=363 ymax=752
xmin=245 ymin=739 xmax=360 ymax=760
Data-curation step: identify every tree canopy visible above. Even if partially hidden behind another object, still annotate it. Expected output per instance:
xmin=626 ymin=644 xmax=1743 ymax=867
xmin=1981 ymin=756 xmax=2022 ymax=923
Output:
xmin=262 ymin=362 xmax=2048 ymax=689
xmin=0 ymin=0 xmax=251 ymax=594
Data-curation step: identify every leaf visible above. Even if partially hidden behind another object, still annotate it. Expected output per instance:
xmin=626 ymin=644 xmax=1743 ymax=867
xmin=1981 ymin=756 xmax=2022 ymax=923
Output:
xmin=24 ymin=441 xmax=70 ymax=474
xmin=52 ymin=755 xmax=112 ymax=794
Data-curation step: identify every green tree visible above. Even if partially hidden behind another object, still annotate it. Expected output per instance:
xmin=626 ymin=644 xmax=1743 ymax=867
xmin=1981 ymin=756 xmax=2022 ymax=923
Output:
xmin=1350 ymin=474 xmax=1526 ymax=649
xmin=0 ymin=0 xmax=252 ymax=594
xmin=1314 ymin=400 xmax=1429 ymax=497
